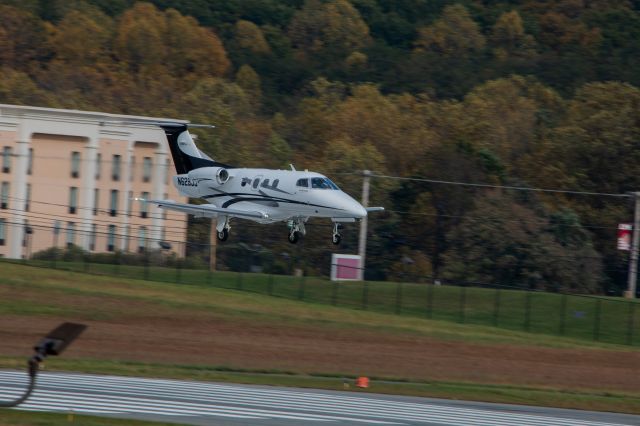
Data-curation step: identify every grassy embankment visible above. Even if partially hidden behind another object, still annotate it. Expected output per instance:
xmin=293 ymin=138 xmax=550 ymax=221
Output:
xmin=21 ymin=258 xmax=640 ymax=346
xmin=0 ymin=262 xmax=639 ymax=418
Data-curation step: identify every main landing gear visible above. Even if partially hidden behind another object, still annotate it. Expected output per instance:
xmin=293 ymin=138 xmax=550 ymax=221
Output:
xmin=216 ymin=217 xmax=231 ymax=242
xmin=287 ymin=219 xmax=306 ymax=244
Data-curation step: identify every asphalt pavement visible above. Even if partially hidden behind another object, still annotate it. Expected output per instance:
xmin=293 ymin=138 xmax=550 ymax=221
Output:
xmin=1 ymin=370 xmax=638 ymax=425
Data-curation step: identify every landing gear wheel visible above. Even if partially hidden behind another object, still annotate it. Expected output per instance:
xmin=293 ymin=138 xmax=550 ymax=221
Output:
xmin=288 ymin=231 xmax=300 ymax=244
xmin=332 ymin=233 xmax=341 ymax=245
xmin=217 ymin=228 xmax=229 ymax=242
xmin=331 ymin=222 xmax=342 ymax=245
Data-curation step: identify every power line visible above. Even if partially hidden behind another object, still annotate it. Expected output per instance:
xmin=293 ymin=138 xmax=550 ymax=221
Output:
xmin=368 ymin=173 xmax=631 ymax=198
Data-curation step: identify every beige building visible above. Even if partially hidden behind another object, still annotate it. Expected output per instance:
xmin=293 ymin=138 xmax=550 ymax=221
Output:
xmin=0 ymin=104 xmax=187 ymax=259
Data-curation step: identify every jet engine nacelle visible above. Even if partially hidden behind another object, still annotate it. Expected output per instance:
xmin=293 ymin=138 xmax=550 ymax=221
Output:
xmin=187 ymin=167 xmax=231 ymax=186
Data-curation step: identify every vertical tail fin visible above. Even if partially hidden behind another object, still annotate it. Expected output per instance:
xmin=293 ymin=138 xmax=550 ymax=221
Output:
xmin=159 ymin=123 xmax=231 ymax=174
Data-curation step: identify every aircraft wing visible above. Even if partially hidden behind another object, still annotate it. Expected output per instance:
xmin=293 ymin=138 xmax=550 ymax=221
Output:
xmin=149 ymin=199 xmax=268 ymax=219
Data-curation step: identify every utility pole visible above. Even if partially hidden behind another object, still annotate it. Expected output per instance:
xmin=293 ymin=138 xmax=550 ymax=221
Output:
xmin=357 ymin=170 xmax=372 ymax=281
xmin=626 ymin=192 xmax=640 ymax=299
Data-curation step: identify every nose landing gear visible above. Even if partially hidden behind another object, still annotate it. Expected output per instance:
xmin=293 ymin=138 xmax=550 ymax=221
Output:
xmin=331 ymin=223 xmax=342 ymax=245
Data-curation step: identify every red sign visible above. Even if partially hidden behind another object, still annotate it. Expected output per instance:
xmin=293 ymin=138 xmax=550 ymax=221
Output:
xmin=618 ymin=223 xmax=632 ymax=251
xmin=331 ymin=254 xmax=361 ymax=281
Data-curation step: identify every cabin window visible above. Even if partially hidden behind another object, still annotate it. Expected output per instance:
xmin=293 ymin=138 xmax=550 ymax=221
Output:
xmin=296 ymin=178 xmax=308 ymax=188
xmin=252 ymin=178 xmax=260 ymax=189
xmin=260 ymin=179 xmax=270 ymax=188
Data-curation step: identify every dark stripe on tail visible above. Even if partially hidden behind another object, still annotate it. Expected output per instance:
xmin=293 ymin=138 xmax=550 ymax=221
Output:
xmin=161 ymin=124 xmax=232 ymax=174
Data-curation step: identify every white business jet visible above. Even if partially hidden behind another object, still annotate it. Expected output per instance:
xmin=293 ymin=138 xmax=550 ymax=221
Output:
xmin=148 ymin=123 xmax=383 ymax=244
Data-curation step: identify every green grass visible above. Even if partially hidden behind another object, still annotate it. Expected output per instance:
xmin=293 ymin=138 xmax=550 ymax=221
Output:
xmin=14 ymin=259 xmax=638 ymax=346
xmin=1 ymin=261 xmax=639 ymax=417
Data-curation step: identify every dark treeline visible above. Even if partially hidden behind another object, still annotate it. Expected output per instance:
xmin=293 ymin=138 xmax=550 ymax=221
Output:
xmin=1 ymin=0 xmax=640 ymax=294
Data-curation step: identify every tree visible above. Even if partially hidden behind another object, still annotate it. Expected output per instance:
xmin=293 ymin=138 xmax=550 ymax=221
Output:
xmin=490 ymin=10 xmax=537 ymax=61
xmin=288 ymin=0 xmax=372 ymax=62
xmin=49 ymin=10 xmax=112 ymax=65
xmin=114 ymin=3 xmax=229 ymax=78
xmin=0 ymin=5 xmax=48 ymax=70
xmin=235 ymin=64 xmax=262 ymax=108
xmin=0 ymin=67 xmax=57 ymax=107
xmin=234 ymin=20 xmax=271 ymax=54
xmin=441 ymin=191 xmax=603 ymax=293
xmin=164 ymin=8 xmax=230 ymax=78
xmin=414 ymin=4 xmax=485 ymax=56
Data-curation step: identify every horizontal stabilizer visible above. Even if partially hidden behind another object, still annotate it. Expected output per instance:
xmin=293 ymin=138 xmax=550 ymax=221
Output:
xmin=366 ymin=207 xmax=385 ymax=212
xmin=149 ymin=199 xmax=268 ymax=220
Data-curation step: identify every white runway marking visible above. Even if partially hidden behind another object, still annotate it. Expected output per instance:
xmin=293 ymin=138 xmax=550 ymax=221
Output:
xmin=0 ymin=371 xmax=636 ymax=425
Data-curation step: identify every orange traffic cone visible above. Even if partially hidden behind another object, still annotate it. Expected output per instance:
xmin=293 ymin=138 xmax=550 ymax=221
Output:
xmin=355 ymin=376 xmax=369 ymax=388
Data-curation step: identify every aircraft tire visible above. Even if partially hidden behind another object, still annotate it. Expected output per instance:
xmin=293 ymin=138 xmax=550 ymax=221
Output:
xmin=332 ymin=234 xmax=341 ymax=245
xmin=217 ymin=229 xmax=229 ymax=242
xmin=288 ymin=231 xmax=299 ymax=244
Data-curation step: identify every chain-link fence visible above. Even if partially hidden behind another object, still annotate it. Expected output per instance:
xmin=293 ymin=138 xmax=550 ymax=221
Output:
xmin=2 ymin=233 xmax=637 ymax=347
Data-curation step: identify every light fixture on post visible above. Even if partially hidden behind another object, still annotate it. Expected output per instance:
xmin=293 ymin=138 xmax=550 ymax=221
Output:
xmin=0 ymin=322 xmax=87 ymax=408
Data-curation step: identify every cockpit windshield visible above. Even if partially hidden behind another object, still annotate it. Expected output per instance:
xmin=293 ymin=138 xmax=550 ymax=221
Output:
xmin=311 ymin=177 xmax=340 ymax=190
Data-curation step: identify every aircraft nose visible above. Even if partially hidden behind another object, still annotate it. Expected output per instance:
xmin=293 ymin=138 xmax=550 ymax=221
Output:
xmin=348 ymin=201 xmax=367 ymax=219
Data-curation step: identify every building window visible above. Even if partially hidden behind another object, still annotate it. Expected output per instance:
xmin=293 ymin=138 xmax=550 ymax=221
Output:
xmin=140 ymin=192 xmax=149 ymax=218
xmin=89 ymin=224 xmax=96 ymax=251
xmin=69 ymin=187 xmax=78 ymax=214
xmin=93 ymin=188 xmax=99 ymax=215
xmin=112 ymin=154 xmax=121 ymax=181
xmin=66 ymin=222 xmax=75 ymax=248
xmin=2 ymin=147 xmax=11 ymax=173
xmin=25 ymin=184 xmax=31 ymax=212
xmin=143 ymin=157 xmax=152 ymax=182
xmin=124 ymin=225 xmax=131 ymax=252
xmin=71 ymin=151 xmax=81 ymax=178
xmin=0 ymin=218 xmax=5 ymax=245
xmin=22 ymin=220 xmax=29 ymax=247
xmin=138 ymin=226 xmax=146 ymax=253
xmin=129 ymin=156 xmax=136 ymax=182
xmin=162 ymin=193 xmax=168 ymax=220
xmin=110 ymin=189 xmax=118 ymax=216
xmin=124 ymin=225 xmax=130 ymax=252
xmin=27 ymin=148 xmax=33 ymax=175
xmin=107 ymin=224 xmax=116 ymax=252
xmin=126 ymin=191 xmax=133 ymax=217
xmin=1 ymin=182 xmax=9 ymax=209
xmin=95 ymin=153 xmax=101 ymax=180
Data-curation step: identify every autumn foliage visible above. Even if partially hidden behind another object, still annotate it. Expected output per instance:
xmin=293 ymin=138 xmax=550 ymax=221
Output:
xmin=1 ymin=0 xmax=639 ymax=294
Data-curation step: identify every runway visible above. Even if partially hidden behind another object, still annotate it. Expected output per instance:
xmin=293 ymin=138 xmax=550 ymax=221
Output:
xmin=1 ymin=370 xmax=638 ymax=425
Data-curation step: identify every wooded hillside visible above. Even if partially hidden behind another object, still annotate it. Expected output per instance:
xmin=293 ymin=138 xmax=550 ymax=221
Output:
xmin=1 ymin=0 xmax=639 ymax=294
